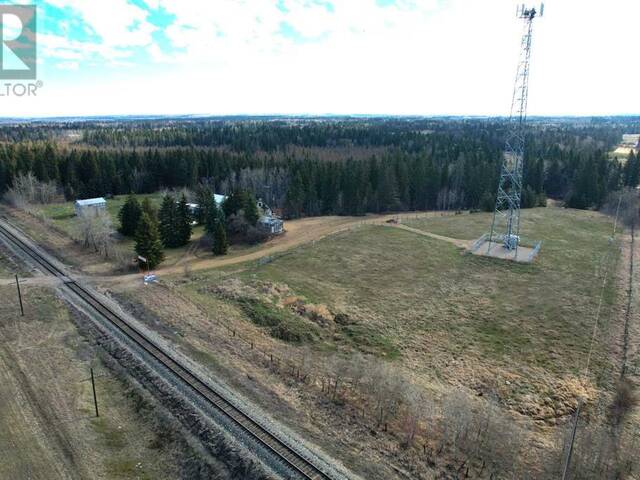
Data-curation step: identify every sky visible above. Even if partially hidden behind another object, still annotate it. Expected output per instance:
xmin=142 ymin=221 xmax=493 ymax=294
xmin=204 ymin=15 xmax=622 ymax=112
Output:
xmin=0 ymin=0 xmax=638 ymax=117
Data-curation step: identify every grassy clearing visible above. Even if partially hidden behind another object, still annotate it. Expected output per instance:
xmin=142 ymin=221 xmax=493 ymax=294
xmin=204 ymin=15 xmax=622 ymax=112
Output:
xmin=186 ymin=207 xmax=619 ymax=393
xmin=38 ymin=193 xmax=164 ymax=234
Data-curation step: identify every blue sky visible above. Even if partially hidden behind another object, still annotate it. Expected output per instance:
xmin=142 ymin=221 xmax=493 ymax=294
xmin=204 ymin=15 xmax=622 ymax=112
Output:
xmin=2 ymin=0 xmax=639 ymax=116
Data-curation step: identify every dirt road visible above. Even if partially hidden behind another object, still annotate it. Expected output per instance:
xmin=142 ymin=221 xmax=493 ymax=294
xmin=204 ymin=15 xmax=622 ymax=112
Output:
xmin=381 ymin=222 xmax=471 ymax=249
xmin=93 ymin=211 xmax=464 ymax=284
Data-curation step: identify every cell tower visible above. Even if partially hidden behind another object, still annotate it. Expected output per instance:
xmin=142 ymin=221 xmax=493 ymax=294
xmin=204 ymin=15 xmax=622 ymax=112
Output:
xmin=488 ymin=3 xmax=544 ymax=255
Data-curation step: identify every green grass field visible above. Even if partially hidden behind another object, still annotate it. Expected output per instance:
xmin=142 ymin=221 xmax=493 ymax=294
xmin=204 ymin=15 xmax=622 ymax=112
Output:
xmin=180 ymin=207 xmax=621 ymax=413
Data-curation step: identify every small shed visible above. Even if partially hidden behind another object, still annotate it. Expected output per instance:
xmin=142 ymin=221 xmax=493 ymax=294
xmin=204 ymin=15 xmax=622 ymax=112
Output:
xmin=214 ymin=194 xmax=227 ymax=206
xmin=74 ymin=197 xmax=106 ymax=216
xmin=258 ymin=215 xmax=284 ymax=235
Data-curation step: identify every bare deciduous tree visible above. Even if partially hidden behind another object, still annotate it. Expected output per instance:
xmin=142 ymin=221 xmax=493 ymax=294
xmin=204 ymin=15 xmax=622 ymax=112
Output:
xmin=4 ymin=172 xmax=61 ymax=206
xmin=400 ymin=384 xmax=430 ymax=448
xmin=75 ymin=209 xmax=116 ymax=258
xmin=603 ymin=188 xmax=640 ymax=228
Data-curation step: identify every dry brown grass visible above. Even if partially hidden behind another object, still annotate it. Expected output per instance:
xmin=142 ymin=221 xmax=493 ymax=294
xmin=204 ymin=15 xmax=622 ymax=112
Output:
xmin=0 ymin=285 xmax=180 ymax=480
xmin=181 ymin=207 xmax=618 ymax=420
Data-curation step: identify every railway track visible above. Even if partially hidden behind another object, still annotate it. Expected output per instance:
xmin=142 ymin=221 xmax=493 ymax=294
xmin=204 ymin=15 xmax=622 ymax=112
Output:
xmin=0 ymin=221 xmax=334 ymax=480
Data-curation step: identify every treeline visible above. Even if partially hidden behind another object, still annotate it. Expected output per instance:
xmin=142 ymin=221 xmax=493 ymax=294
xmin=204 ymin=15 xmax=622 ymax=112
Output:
xmin=0 ymin=118 xmax=638 ymax=217
xmin=81 ymin=120 xmax=435 ymax=151
xmin=78 ymin=117 xmax=633 ymax=153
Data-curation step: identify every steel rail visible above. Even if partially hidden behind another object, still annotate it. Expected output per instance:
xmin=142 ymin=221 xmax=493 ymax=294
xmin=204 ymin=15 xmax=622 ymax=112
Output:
xmin=0 ymin=221 xmax=332 ymax=480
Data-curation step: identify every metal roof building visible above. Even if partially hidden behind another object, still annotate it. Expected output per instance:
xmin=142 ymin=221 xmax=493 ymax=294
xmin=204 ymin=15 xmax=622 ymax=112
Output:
xmin=74 ymin=197 xmax=106 ymax=216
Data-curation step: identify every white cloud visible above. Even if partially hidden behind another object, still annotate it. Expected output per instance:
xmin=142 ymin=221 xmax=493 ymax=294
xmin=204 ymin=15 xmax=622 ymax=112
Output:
xmin=39 ymin=32 xmax=134 ymax=64
xmin=5 ymin=0 xmax=640 ymax=116
xmin=45 ymin=0 xmax=155 ymax=47
xmin=56 ymin=60 xmax=79 ymax=70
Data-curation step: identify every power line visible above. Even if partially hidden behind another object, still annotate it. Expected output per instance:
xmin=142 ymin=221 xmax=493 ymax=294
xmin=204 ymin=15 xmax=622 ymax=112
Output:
xmin=563 ymin=192 xmax=623 ymax=479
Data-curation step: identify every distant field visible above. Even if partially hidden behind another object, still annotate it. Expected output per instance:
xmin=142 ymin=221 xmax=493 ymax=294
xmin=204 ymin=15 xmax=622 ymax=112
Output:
xmin=611 ymin=133 xmax=639 ymax=159
xmin=181 ymin=206 xmax=620 ymax=417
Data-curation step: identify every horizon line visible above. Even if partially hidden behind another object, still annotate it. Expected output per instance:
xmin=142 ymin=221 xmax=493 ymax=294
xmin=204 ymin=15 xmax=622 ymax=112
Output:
xmin=1 ymin=113 xmax=639 ymax=122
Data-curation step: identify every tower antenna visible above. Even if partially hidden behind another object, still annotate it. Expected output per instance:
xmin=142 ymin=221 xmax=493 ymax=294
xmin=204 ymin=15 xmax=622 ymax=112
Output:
xmin=487 ymin=3 xmax=543 ymax=256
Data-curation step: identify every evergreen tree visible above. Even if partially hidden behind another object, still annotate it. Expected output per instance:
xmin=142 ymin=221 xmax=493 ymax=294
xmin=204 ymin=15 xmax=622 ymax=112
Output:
xmin=222 ymin=189 xmax=259 ymax=224
xmin=567 ymin=157 xmax=600 ymax=209
xmin=43 ymin=143 xmax=59 ymax=183
xmin=480 ymin=192 xmax=495 ymax=212
xmin=204 ymin=194 xmax=220 ymax=236
xmin=177 ymin=194 xmax=192 ymax=245
xmin=222 ymin=190 xmax=244 ymax=217
xmin=0 ymin=119 xmax=632 ymax=218
xmin=623 ymin=151 xmax=640 ymax=187
xmin=195 ymin=183 xmax=214 ymax=224
xmin=213 ymin=220 xmax=229 ymax=255
xmin=141 ymin=197 xmax=158 ymax=224
xmin=135 ymin=212 xmax=164 ymax=269
xmin=284 ymin=173 xmax=304 ymax=218
xmin=242 ymin=191 xmax=260 ymax=225
xmin=158 ymin=194 xmax=178 ymax=247
xmin=118 ymin=194 xmax=142 ymax=237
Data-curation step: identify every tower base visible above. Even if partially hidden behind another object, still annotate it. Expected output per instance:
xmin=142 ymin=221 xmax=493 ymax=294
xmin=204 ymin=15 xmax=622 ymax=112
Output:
xmin=470 ymin=237 xmax=541 ymax=263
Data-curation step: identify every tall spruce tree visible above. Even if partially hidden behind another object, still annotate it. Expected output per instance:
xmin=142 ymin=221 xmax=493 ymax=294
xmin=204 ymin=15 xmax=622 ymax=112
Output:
xmin=204 ymin=194 xmax=220 ymax=236
xmin=135 ymin=212 xmax=164 ymax=269
xmin=158 ymin=194 xmax=178 ymax=247
xmin=624 ymin=151 xmax=640 ymax=188
xmin=213 ymin=220 xmax=229 ymax=255
xmin=242 ymin=192 xmax=260 ymax=225
xmin=177 ymin=194 xmax=192 ymax=245
xmin=141 ymin=197 xmax=158 ymax=224
xmin=118 ymin=194 xmax=142 ymax=237
xmin=195 ymin=183 xmax=214 ymax=224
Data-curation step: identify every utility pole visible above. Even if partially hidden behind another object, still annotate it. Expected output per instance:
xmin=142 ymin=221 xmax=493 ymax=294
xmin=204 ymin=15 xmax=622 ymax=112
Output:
xmin=15 ymin=274 xmax=24 ymax=316
xmin=90 ymin=368 xmax=99 ymax=418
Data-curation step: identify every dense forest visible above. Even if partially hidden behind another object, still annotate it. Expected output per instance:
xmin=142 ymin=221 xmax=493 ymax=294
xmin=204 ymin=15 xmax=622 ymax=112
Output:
xmin=0 ymin=116 xmax=639 ymax=217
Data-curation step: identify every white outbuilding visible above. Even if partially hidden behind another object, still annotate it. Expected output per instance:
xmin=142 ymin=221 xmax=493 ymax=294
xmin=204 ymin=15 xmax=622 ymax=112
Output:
xmin=214 ymin=193 xmax=227 ymax=206
xmin=74 ymin=197 xmax=106 ymax=216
